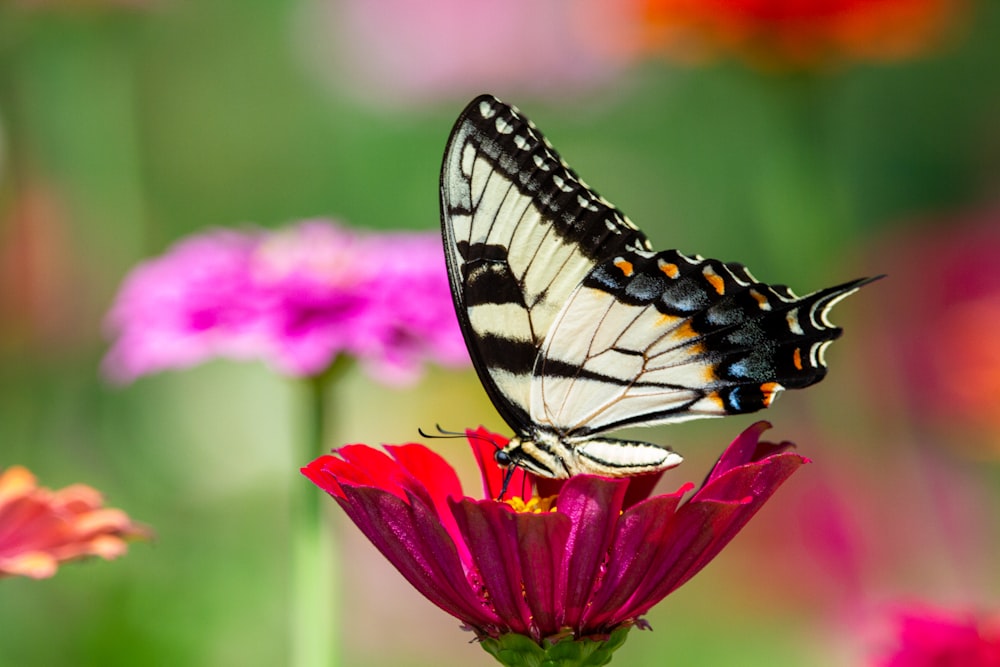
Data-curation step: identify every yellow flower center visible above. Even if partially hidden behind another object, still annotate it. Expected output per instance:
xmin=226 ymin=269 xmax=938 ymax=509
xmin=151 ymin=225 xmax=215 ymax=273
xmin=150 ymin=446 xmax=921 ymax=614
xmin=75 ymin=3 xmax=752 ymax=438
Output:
xmin=504 ymin=495 xmax=558 ymax=513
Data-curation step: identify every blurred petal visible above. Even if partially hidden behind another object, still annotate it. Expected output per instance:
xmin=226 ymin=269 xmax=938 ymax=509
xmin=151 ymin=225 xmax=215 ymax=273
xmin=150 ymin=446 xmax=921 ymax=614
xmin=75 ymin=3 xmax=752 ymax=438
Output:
xmin=875 ymin=604 xmax=1000 ymax=667
xmin=0 ymin=465 xmax=149 ymax=580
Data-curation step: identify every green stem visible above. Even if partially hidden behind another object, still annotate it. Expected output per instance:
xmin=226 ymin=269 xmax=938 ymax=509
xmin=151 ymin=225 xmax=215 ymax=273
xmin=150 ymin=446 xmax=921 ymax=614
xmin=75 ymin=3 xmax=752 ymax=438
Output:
xmin=290 ymin=372 xmax=341 ymax=667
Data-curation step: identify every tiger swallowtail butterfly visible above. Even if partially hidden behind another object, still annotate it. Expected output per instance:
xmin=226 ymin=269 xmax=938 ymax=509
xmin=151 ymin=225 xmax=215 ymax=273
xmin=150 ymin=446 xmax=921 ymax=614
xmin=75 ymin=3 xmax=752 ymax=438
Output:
xmin=440 ymin=94 xmax=877 ymax=480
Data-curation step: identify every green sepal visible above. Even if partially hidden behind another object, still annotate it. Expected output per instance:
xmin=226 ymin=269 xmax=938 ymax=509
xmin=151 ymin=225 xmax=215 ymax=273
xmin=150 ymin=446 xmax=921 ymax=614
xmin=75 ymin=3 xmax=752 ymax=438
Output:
xmin=479 ymin=626 xmax=631 ymax=667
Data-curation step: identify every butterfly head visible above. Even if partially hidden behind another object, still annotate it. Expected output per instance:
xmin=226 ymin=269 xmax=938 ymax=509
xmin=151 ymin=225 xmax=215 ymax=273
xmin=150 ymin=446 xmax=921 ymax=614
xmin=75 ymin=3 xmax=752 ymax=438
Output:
xmin=493 ymin=434 xmax=567 ymax=499
xmin=495 ymin=435 xmax=564 ymax=479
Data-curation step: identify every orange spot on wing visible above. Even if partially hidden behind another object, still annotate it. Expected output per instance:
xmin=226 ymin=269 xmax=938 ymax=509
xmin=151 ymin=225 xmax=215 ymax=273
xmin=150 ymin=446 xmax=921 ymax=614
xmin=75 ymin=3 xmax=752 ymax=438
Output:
xmin=660 ymin=261 xmax=679 ymax=279
xmin=614 ymin=259 xmax=634 ymax=276
xmin=750 ymin=289 xmax=770 ymax=309
xmin=707 ymin=391 xmax=726 ymax=409
xmin=704 ymin=269 xmax=725 ymax=295
xmin=760 ymin=382 xmax=782 ymax=407
xmin=792 ymin=347 xmax=803 ymax=370
xmin=674 ymin=321 xmax=705 ymax=354
xmin=674 ymin=320 xmax=698 ymax=340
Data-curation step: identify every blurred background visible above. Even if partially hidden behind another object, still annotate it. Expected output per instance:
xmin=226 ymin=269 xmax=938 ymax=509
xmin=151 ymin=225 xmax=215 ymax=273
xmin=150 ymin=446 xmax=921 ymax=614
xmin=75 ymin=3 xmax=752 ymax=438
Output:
xmin=1 ymin=0 xmax=999 ymax=665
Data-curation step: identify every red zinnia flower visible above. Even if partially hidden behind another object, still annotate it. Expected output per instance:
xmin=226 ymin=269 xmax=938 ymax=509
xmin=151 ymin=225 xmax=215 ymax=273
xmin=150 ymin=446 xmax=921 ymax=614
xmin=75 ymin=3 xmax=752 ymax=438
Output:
xmin=0 ymin=465 xmax=149 ymax=579
xmin=303 ymin=421 xmax=806 ymax=648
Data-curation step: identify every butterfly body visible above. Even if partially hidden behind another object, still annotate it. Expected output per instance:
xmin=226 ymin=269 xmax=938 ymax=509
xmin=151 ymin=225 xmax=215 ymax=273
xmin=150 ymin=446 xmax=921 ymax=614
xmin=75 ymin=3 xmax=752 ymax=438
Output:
xmin=499 ymin=432 xmax=684 ymax=479
xmin=440 ymin=94 xmax=875 ymax=479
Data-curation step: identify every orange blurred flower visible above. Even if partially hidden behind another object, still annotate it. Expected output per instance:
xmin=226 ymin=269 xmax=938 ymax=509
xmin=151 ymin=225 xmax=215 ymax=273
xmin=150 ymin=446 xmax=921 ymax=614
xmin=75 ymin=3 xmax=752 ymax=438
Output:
xmin=0 ymin=465 xmax=149 ymax=579
xmin=617 ymin=0 xmax=968 ymax=68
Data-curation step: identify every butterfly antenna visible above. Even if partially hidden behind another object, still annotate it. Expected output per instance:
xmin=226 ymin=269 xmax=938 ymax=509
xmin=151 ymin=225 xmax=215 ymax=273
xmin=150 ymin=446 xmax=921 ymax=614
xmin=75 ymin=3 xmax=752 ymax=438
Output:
xmin=418 ymin=425 xmax=501 ymax=450
xmin=419 ymin=425 xmax=513 ymax=499
xmin=417 ymin=424 xmax=464 ymax=439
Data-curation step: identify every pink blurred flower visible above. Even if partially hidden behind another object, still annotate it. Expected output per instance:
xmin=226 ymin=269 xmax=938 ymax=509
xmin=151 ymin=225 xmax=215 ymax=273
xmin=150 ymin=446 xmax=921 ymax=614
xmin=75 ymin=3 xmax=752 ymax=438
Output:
xmin=103 ymin=220 xmax=469 ymax=385
xmin=302 ymin=421 xmax=806 ymax=643
xmin=252 ymin=222 xmax=469 ymax=382
xmin=0 ymin=465 xmax=149 ymax=579
xmin=869 ymin=206 xmax=1000 ymax=446
xmin=875 ymin=606 xmax=1000 ymax=667
xmin=103 ymin=229 xmax=266 ymax=381
xmin=299 ymin=0 xmax=627 ymax=105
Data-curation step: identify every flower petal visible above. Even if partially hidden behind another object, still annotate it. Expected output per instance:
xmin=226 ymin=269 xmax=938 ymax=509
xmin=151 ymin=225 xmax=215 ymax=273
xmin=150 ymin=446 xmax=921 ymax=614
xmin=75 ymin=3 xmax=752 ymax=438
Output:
xmin=337 ymin=485 xmax=501 ymax=630
xmin=513 ymin=510 xmax=572 ymax=640
xmin=0 ymin=466 xmax=147 ymax=580
xmin=305 ymin=446 xmax=416 ymax=503
xmin=0 ymin=551 xmax=58 ymax=579
xmin=580 ymin=487 xmax=687 ymax=629
xmin=333 ymin=443 xmax=450 ymax=510
xmin=449 ymin=496 xmax=576 ymax=640
xmin=555 ymin=476 xmax=629 ymax=630
xmin=385 ymin=444 xmax=465 ymax=501
xmin=449 ymin=500 xmax=534 ymax=635
xmin=696 ymin=452 xmax=807 ymax=505
xmin=620 ymin=453 xmax=807 ymax=619
xmin=621 ymin=472 xmax=666 ymax=510
xmin=705 ymin=421 xmax=775 ymax=483
xmin=616 ymin=498 xmax=746 ymax=620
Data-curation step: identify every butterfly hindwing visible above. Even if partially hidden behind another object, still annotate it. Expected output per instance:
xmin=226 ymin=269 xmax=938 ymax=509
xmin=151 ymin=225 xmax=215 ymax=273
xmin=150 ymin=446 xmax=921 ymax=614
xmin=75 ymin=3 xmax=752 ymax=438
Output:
xmin=534 ymin=249 xmax=874 ymax=437
xmin=440 ymin=94 xmax=649 ymax=433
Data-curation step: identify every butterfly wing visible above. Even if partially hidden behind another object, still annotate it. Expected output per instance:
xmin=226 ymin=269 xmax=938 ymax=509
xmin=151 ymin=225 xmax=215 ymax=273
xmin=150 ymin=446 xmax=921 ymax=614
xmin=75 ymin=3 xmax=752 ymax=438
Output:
xmin=440 ymin=94 xmax=651 ymax=434
xmin=533 ymin=249 xmax=877 ymax=437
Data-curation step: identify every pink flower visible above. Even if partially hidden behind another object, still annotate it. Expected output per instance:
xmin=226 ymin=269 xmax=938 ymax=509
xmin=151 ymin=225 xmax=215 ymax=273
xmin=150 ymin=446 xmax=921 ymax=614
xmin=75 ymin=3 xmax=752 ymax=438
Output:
xmin=875 ymin=606 xmax=1000 ymax=667
xmin=868 ymin=206 xmax=1000 ymax=446
xmin=0 ymin=465 xmax=149 ymax=579
xmin=299 ymin=0 xmax=626 ymax=105
xmin=103 ymin=220 xmax=469 ymax=385
xmin=302 ymin=421 xmax=806 ymax=642
xmin=103 ymin=229 xmax=265 ymax=381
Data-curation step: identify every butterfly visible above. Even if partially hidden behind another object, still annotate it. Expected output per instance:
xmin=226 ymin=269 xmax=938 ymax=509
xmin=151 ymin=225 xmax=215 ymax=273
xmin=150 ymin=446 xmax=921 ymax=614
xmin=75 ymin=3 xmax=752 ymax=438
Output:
xmin=440 ymin=94 xmax=878 ymax=480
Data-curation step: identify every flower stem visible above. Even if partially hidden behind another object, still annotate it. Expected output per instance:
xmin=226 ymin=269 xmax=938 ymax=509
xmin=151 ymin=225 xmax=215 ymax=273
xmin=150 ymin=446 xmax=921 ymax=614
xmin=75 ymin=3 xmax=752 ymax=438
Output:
xmin=290 ymin=371 xmax=342 ymax=667
xmin=480 ymin=627 xmax=632 ymax=667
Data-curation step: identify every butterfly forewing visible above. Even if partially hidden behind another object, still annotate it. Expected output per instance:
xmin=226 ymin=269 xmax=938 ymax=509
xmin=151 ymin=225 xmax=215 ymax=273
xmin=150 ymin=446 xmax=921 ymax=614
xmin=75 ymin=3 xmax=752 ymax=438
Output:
xmin=440 ymin=94 xmax=649 ymax=433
